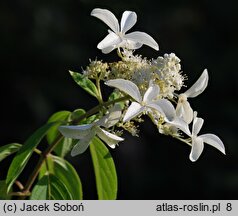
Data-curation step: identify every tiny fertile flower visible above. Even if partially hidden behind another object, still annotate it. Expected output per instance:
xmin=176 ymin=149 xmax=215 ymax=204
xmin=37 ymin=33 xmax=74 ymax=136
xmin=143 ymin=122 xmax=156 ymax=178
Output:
xmin=153 ymin=53 xmax=184 ymax=98
xmin=176 ymin=69 xmax=208 ymax=124
xmin=91 ymin=8 xmax=159 ymax=53
xmin=186 ymin=112 xmax=225 ymax=162
xmin=59 ymin=104 xmax=124 ymax=156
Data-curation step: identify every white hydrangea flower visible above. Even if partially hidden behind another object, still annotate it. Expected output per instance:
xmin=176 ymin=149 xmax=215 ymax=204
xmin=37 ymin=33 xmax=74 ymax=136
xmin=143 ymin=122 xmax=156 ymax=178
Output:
xmin=153 ymin=97 xmax=191 ymax=135
xmin=176 ymin=69 xmax=208 ymax=124
xmin=91 ymin=8 xmax=159 ymax=53
xmin=59 ymin=104 xmax=124 ymax=156
xmin=105 ymin=79 xmax=190 ymax=135
xmin=186 ymin=112 xmax=225 ymax=162
xmin=105 ymin=79 xmax=165 ymax=121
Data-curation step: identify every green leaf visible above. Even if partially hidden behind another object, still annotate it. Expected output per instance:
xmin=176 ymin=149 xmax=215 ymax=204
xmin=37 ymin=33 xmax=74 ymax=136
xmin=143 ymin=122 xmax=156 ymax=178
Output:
xmin=30 ymin=174 xmax=72 ymax=200
xmin=38 ymin=156 xmax=54 ymax=180
xmin=53 ymin=156 xmax=83 ymax=199
xmin=0 ymin=143 xmax=22 ymax=162
xmin=54 ymin=138 xmax=75 ymax=158
xmin=108 ymin=90 xmax=125 ymax=109
xmin=90 ymin=137 xmax=117 ymax=200
xmin=39 ymin=156 xmax=83 ymax=199
xmin=69 ymin=70 xmax=99 ymax=99
xmin=0 ymin=181 xmax=12 ymax=200
xmin=82 ymin=114 xmax=98 ymax=124
xmin=30 ymin=175 xmax=48 ymax=200
xmin=49 ymin=174 xmax=72 ymax=200
xmin=47 ymin=109 xmax=87 ymax=157
xmin=69 ymin=109 xmax=86 ymax=122
xmin=47 ymin=110 xmax=73 ymax=157
xmin=6 ymin=122 xmax=56 ymax=193
xmin=47 ymin=110 xmax=71 ymax=144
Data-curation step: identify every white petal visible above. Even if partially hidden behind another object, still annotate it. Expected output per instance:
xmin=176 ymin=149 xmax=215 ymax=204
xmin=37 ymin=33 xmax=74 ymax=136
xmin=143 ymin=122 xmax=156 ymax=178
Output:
xmin=184 ymin=69 xmax=209 ymax=98
xmin=168 ymin=117 xmax=191 ymax=136
xmin=189 ymin=137 xmax=204 ymax=162
xmin=91 ymin=8 xmax=119 ymax=33
xmin=143 ymin=84 xmax=160 ymax=104
xmin=124 ymin=31 xmax=159 ymax=50
xmin=192 ymin=113 xmax=204 ymax=136
xmin=123 ymin=102 xmax=144 ymax=122
xmin=120 ymin=11 xmax=137 ymax=33
xmin=99 ymin=104 xmax=122 ymax=128
xmin=96 ymin=128 xmax=124 ymax=148
xmin=105 ymin=79 xmax=142 ymax=102
xmin=199 ymin=133 xmax=225 ymax=154
xmin=102 ymin=46 xmax=117 ymax=54
xmin=151 ymin=99 xmax=175 ymax=121
xmin=175 ymin=100 xmax=184 ymax=118
xmin=176 ymin=100 xmax=193 ymax=124
xmin=59 ymin=124 xmax=93 ymax=139
xmin=97 ymin=32 xmax=121 ymax=50
xmin=71 ymin=132 xmax=95 ymax=156
xmin=147 ymin=102 xmax=165 ymax=116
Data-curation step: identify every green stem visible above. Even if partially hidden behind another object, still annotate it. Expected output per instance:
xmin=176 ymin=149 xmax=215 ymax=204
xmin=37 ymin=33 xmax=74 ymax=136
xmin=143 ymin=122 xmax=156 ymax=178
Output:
xmin=172 ymin=135 xmax=192 ymax=146
xmin=21 ymin=135 xmax=63 ymax=196
xmin=96 ymin=77 xmax=103 ymax=104
xmin=147 ymin=113 xmax=192 ymax=147
xmin=15 ymin=181 xmax=24 ymax=190
xmin=34 ymin=148 xmax=42 ymax=155
xmin=46 ymin=161 xmax=52 ymax=199
xmin=10 ymin=191 xmax=31 ymax=197
xmin=19 ymin=95 xmax=130 ymax=198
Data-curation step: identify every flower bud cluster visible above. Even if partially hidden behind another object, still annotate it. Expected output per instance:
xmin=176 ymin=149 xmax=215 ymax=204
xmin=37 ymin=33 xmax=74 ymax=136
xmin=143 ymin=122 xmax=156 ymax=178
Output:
xmin=153 ymin=53 xmax=184 ymax=99
xmin=83 ymin=51 xmax=184 ymax=98
xmin=83 ymin=59 xmax=109 ymax=80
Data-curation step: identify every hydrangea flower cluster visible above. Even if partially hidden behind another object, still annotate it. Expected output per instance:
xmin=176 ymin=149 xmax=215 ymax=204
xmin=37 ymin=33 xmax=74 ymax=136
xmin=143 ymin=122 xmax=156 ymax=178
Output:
xmin=59 ymin=8 xmax=225 ymax=162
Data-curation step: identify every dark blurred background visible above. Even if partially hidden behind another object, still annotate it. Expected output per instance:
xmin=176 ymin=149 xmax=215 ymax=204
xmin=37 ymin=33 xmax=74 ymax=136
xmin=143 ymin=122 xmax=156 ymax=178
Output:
xmin=1 ymin=0 xmax=238 ymax=199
